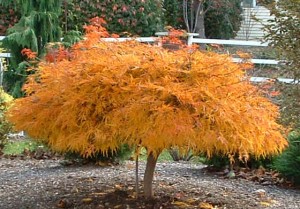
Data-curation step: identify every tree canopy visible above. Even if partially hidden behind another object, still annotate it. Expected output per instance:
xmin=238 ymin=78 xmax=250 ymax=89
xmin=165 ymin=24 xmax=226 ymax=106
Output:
xmin=263 ymin=0 xmax=300 ymax=128
xmin=7 ymin=18 xmax=287 ymax=197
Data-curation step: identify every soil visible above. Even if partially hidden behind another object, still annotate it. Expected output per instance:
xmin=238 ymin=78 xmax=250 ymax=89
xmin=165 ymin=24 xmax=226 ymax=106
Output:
xmin=0 ymin=158 xmax=300 ymax=209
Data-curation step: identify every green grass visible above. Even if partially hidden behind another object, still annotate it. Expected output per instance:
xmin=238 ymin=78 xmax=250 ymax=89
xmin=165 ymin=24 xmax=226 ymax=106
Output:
xmin=137 ymin=148 xmax=174 ymax=162
xmin=157 ymin=150 xmax=174 ymax=162
xmin=3 ymin=139 xmax=46 ymax=155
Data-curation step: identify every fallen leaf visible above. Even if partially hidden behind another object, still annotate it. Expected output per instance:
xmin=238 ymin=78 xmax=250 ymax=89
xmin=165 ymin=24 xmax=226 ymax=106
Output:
xmin=57 ymin=199 xmax=69 ymax=208
xmin=260 ymin=201 xmax=271 ymax=207
xmin=115 ymin=184 xmax=122 ymax=190
xmin=199 ymin=202 xmax=214 ymax=209
xmin=82 ymin=198 xmax=93 ymax=203
xmin=172 ymin=201 xmax=190 ymax=208
xmin=186 ymin=198 xmax=197 ymax=204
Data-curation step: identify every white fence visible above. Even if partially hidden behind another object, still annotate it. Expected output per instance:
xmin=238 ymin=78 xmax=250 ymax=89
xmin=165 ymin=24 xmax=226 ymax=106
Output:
xmin=0 ymin=34 xmax=293 ymax=84
xmin=188 ymin=35 xmax=295 ymax=83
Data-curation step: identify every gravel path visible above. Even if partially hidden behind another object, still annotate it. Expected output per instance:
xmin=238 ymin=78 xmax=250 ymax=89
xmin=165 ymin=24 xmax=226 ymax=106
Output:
xmin=0 ymin=159 xmax=299 ymax=209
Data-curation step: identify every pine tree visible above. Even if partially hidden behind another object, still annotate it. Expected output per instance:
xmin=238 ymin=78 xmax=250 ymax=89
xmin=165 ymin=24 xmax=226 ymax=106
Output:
xmin=274 ymin=132 xmax=300 ymax=184
xmin=0 ymin=0 xmax=63 ymax=97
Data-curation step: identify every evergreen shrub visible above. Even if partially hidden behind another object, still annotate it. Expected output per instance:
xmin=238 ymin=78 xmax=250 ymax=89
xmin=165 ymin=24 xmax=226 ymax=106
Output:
xmin=274 ymin=132 xmax=300 ymax=185
xmin=204 ymin=153 xmax=275 ymax=170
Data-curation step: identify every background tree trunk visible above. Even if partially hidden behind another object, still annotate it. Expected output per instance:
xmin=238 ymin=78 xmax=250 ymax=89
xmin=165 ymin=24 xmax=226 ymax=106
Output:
xmin=193 ymin=1 xmax=206 ymax=38
xmin=195 ymin=13 xmax=206 ymax=38
xmin=143 ymin=152 xmax=158 ymax=198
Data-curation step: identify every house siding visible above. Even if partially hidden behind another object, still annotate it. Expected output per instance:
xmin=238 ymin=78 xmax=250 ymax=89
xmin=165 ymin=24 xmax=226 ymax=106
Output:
xmin=235 ymin=6 xmax=274 ymax=40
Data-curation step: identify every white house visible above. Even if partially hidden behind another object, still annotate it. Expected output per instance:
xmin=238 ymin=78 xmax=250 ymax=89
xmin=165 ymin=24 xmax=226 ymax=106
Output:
xmin=235 ymin=0 xmax=274 ymax=40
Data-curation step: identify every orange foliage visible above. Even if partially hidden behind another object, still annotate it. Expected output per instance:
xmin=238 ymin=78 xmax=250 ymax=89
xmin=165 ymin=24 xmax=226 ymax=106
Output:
xmin=8 ymin=24 xmax=287 ymax=159
xmin=21 ymin=48 xmax=37 ymax=59
xmin=162 ymin=27 xmax=187 ymax=45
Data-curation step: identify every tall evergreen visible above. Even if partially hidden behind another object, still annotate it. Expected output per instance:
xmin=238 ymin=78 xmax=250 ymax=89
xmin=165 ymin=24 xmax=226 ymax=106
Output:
xmin=0 ymin=0 xmax=62 ymax=97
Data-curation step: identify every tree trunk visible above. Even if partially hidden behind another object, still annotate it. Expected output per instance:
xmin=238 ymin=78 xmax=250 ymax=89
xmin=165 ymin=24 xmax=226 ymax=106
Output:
xmin=143 ymin=152 xmax=158 ymax=198
xmin=195 ymin=13 xmax=205 ymax=38
xmin=194 ymin=2 xmax=206 ymax=38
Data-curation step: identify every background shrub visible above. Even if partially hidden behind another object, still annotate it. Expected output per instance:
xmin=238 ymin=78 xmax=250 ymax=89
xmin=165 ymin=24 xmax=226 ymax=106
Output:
xmin=274 ymin=132 xmax=300 ymax=185
xmin=204 ymin=153 xmax=275 ymax=170
xmin=65 ymin=0 xmax=164 ymax=36
xmin=64 ymin=144 xmax=133 ymax=164
xmin=3 ymin=138 xmax=42 ymax=155
xmin=0 ymin=87 xmax=13 ymax=151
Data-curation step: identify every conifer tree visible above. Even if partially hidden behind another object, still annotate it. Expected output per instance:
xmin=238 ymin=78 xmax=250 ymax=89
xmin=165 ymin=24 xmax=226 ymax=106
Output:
xmin=0 ymin=0 xmax=62 ymax=97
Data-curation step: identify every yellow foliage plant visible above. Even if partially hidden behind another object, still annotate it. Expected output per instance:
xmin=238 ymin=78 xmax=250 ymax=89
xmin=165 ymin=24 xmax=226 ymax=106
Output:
xmin=7 ymin=17 xmax=287 ymax=198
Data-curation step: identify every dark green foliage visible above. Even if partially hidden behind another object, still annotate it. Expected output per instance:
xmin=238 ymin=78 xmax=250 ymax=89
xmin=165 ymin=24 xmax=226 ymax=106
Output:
xmin=203 ymin=153 xmax=229 ymax=169
xmin=64 ymin=144 xmax=133 ymax=164
xmin=274 ymin=132 xmax=300 ymax=185
xmin=0 ymin=0 xmax=63 ymax=97
xmin=65 ymin=0 xmax=164 ymax=36
xmin=204 ymin=0 xmax=242 ymax=39
xmin=2 ymin=0 xmax=62 ymax=55
xmin=162 ymin=0 xmax=184 ymax=29
xmin=204 ymin=153 xmax=275 ymax=170
xmin=61 ymin=30 xmax=83 ymax=48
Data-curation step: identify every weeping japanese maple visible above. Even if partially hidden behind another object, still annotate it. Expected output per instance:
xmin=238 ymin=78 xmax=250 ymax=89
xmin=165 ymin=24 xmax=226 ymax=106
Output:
xmin=7 ymin=18 xmax=287 ymax=198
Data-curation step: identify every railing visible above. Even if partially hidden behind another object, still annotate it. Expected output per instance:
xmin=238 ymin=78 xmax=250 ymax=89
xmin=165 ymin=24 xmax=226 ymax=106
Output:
xmin=187 ymin=35 xmax=295 ymax=83
xmin=0 ymin=34 xmax=294 ymax=84
xmin=189 ymin=36 xmax=279 ymax=64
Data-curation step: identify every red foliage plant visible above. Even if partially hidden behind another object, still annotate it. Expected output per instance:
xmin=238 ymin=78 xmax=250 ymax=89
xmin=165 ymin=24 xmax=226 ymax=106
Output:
xmin=21 ymin=48 xmax=37 ymax=60
xmin=8 ymin=18 xmax=288 ymax=198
